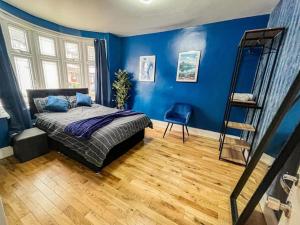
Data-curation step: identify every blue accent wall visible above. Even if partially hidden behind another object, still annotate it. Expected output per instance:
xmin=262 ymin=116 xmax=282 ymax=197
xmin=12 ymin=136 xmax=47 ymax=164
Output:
xmin=107 ymin=34 xmax=123 ymax=93
xmin=266 ymin=100 xmax=300 ymax=157
xmin=0 ymin=119 xmax=9 ymax=147
xmin=0 ymin=109 xmax=9 ymax=148
xmin=121 ymin=15 xmax=269 ymax=131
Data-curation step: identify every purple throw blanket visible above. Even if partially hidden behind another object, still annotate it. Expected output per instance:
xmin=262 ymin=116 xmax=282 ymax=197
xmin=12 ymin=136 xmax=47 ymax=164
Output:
xmin=64 ymin=110 xmax=142 ymax=139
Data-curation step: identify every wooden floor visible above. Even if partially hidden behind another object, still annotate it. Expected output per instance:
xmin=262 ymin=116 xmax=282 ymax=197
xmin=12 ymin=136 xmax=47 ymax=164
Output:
xmin=0 ymin=127 xmax=246 ymax=225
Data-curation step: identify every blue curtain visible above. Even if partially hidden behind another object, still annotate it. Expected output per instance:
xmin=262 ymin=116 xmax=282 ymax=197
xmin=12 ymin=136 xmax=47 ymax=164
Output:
xmin=94 ymin=39 xmax=111 ymax=107
xmin=0 ymin=26 xmax=32 ymax=134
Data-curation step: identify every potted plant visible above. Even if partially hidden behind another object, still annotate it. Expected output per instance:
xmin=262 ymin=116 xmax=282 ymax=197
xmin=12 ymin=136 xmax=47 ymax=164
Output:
xmin=112 ymin=69 xmax=132 ymax=109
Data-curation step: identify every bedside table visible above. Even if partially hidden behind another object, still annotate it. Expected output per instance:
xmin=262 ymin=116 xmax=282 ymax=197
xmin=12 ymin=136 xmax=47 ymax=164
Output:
xmin=13 ymin=127 xmax=49 ymax=162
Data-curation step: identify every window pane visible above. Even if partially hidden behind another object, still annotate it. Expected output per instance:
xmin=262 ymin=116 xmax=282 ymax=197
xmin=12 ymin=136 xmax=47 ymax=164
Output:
xmin=88 ymin=65 xmax=96 ymax=99
xmin=66 ymin=63 xmax=81 ymax=88
xmin=42 ymin=61 xmax=59 ymax=89
xmin=14 ymin=57 xmax=33 ymax=98
xmin=87 ymin=46 xmax=95 ymax=61
xmin=8 ymin=26 xmax=29 ymax=52
xmin=65 ymin=42 xmax=79 ymax=59
xmin=39 ymin=36 xmax=56 ymax=56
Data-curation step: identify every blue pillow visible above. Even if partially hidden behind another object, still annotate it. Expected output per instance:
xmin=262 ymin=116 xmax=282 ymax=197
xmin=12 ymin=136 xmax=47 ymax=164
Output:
xmin=45 ymin=96 xmax=69 ymax=112
xmin=76 ymin=92 xmax=92 ymax=107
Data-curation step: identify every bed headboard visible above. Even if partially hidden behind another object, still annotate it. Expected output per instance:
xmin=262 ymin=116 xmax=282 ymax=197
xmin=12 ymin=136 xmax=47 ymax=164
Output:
xmin=27 ymin=88 xmax=88 ymax=118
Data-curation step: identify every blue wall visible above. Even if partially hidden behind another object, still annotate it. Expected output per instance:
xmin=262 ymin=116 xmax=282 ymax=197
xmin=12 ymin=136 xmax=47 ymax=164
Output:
xmin=0 ymin=108 xmax=9 ymax=148
xmin=0 ymin=118 xmax=9 ymax=147
xmin=107 ymin=33 xmax=123 ymax=96
xmin=121 ymin=15 xmax=269 ymax=131
xmin=266 ymin=100 xmax=300 ymax=156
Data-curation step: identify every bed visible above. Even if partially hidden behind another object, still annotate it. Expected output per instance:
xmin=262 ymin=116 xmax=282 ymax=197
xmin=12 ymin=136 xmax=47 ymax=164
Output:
xmin=27 ymin=88 xmax=152 ymax=172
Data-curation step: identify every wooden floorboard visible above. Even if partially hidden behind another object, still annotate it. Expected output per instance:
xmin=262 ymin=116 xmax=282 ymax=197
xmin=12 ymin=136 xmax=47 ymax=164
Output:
xmin=0 ymin=127 xmax=246 ymax=225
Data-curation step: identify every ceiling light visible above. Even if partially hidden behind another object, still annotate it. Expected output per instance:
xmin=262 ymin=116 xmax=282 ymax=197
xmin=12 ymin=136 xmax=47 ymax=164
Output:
xmin=140 ymin=0 xmax=152 ymax=4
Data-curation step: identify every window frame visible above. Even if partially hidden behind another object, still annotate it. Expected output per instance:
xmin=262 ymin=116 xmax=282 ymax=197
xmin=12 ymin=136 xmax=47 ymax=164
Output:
xmin=86 ymin=44 xmax=95 ymax=62
xmin=87 ymin=64 xmax=96 ymax=100
xmin=37 ymin=35 xmax=57 ymax=57
xmin=85 ymin=42 xmax=96 ymax=99
xmin=13 ymin=56 xmax=34 ymax=90
xmin=0 ymin=12 xmax=95 ymax=101
xmin=41 ymin=60 xmax=60 ymax=89
xmin=13 ymin=55 xmax=35 ymax=105
xmin=7 ymin=24 xmax=30 ymax=54
xmin=63 ymin=40 xmax=81 ymax=61
xmin=65 ymin=62 xmax=83 ymax=89
xmin=2 ymin=22 xmax=40 ymax=90
xmin=33 ymin=32 xmax=63 ymax=88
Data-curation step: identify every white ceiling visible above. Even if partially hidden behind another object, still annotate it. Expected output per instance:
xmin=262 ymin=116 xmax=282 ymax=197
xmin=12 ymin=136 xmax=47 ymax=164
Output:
xmin=3 ymin=0 xmax=279 ymax=36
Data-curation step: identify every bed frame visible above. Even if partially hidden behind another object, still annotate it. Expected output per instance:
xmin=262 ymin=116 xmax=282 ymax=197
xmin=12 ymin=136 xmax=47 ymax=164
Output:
xmin=27 ymin=88 xmax=145 ymax=172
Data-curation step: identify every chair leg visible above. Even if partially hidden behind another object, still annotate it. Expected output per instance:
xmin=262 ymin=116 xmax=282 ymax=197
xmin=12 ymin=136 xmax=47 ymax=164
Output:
xmin=163 ymin=123 xmax=170 ymax=138
xmin=185 ymin=125 xmax=189 ymax=136
xmin=169 ymin=123 xmax=173 ymax=131
xmin=182 ymin=125 xmax=185 ymax=143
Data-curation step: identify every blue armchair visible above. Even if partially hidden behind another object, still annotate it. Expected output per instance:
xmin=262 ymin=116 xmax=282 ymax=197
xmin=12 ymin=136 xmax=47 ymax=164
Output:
xmin=163 ymin=103 xmax=192 ymax=142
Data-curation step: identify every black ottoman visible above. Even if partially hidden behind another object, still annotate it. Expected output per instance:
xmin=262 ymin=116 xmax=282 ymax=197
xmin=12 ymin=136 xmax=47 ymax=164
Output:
xmin=13 ymin=127 xmax=49 ymax=162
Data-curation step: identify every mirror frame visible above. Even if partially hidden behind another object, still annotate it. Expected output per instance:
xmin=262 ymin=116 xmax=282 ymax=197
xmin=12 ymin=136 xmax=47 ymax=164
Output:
xmin=231 ymin=71 xmax=300 ymax=225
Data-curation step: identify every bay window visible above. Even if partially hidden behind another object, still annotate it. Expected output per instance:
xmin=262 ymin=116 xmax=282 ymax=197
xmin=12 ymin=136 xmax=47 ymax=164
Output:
xmin=87 ymin=45 xmax=95 ymax=61
xmin=0 ymin=13 xmax=96 ymax=103
xmin=88 ymin=65 xmax=96 ymax=98
xmin=64 ymin=41 xmax=80 ymax=59
xmin=38 ymin=36 xmax=56 ymax=57
xmin=86 ymin=44 xmax=96 ymax=99
xmin=66 ymin=63 xmax=81 ymax=88
xmin=13 ymin=56 xmax=34 ymax=96
xmin=42 ymin=61 xmax=60 ymax=89
xmin=8 ymin=25 xmax=29 ymax=52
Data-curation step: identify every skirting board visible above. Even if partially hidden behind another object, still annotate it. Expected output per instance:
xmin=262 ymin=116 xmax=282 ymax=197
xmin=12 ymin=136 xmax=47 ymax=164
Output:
xmin=0 ymin=146 xmax=13 ymax=159
xmin=151 ymin=119 xmax=237 ymax=140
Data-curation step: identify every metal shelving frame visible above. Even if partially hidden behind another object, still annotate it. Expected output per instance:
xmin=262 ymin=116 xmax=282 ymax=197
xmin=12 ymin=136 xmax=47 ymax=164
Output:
xmin=218 ymin=27 xmax=285 ymax=166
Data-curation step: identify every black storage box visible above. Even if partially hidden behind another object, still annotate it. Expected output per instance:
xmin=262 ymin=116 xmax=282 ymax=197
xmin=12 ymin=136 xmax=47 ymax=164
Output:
xmin=13 ymin=127 xmax=49 ymax=162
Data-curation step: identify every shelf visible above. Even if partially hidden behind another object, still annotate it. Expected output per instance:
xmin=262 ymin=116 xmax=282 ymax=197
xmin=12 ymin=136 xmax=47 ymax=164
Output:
xmin=219 ymin=27 xmax=285 ymax=166
xmin=223 ymin=136 xmax=251 ymax=150
xmin=230 ymin=99 xmax=260 ymax=108
xmin=240 ymin=28 xmax=285 ymax=47
xmin=220 ymin=147 xmax=246 ymax=165
xmin=225 ymin=121 xmax=256 ymax=132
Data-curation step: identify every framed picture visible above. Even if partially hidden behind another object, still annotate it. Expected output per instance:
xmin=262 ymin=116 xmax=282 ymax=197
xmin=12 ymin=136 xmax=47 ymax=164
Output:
xmin=139 ymin=55 xmax=156 ymax=82
xmin=176 ymin=51 xmax=201 ymax=82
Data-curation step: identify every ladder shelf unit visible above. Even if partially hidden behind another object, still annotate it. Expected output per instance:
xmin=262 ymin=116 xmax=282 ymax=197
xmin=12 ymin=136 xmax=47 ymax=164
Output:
xmin=219 ymin=28 xmax=285 ymax=166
